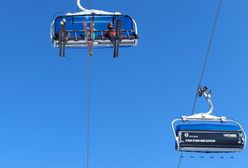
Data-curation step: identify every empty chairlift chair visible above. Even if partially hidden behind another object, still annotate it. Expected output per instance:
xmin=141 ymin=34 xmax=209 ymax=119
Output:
xmin=171 ymin=87 xmax=246 ymax=153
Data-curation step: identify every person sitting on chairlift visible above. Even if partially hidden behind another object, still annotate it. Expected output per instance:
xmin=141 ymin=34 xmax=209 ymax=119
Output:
xmin=105 ymin=23 xmax=116 ymax=41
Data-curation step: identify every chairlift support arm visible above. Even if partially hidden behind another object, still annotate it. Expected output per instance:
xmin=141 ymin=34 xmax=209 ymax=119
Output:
xmin=77 ymin=0 xmax=87 ymax=11
xmin=180 ymin=87 xmax=220 ymax=121
xmin=198 ymin=86 xmax=214 ymax=115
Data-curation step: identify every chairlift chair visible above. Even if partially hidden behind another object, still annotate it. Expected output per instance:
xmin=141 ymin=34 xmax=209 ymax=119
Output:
xmin=50 ymin=0 xmax=138 ymax=57
xmin=171 ymin=87 xmax=246 ymax=153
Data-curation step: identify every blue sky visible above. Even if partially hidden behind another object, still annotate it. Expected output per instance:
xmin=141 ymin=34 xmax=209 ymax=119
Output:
xmin=0 ymin=0 xmax=248 ymax=168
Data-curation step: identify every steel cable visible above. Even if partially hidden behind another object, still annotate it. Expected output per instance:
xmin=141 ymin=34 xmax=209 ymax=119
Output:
xmin=191 ymin=0 xmax=222 ymax=115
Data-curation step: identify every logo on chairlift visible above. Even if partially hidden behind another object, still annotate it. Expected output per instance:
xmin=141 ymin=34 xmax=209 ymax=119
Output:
xmin=223 ymin=134 xmax=237 ymax=138
xmin=184 ymin=133 xmax=189 ymax=137
xmin=184 ymin=132 xmax=198 ymax=138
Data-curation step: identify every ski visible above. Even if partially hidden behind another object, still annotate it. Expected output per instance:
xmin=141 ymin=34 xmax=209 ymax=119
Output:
xmin=59 ymin=20 xmax=66 ymax=57
xmin=83 ymin=20 xmax=94 ymax=56
xmin=90 ymin=19 xmax=95 ymax=56
xmin=113 ymin=19 xmax=122 ymax=58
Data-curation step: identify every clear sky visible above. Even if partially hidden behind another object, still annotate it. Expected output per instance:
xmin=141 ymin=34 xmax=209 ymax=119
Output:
xmin=0 ymin=0 xmax=248 ymax=168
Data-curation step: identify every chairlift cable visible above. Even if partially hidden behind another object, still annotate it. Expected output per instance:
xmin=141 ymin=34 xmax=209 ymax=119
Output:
xmin=177 ymin=1 xmax=222 ymax=167
xmin=86 ymin=55 xmax=91 ymax=168
xmin=191 ymin=0 xmax=222 ymax=115
xmin=177 ymin=153 xmax=183 ymax=168
xmin=86 ymin=1 xmax=93 ymax=167
xmin=85 ymin=0 xmax=93 ymax=167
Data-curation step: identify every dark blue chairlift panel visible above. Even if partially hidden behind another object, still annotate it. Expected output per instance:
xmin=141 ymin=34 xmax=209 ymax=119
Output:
xmin=175 ymin=123 xmax=245 ymax=153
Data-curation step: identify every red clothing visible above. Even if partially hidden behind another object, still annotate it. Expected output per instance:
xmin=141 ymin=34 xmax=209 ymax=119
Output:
xmin=108 ymin=30 xmax=116 ymax=37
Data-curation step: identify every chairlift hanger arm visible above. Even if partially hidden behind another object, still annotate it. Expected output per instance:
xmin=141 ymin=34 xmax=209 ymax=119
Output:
xmin=202 ymin=91 xmax=213 ymax=115
xmin=76 ymin=0 xmax=120 ymax=15
xmin=198 ymin=86 xmax=213 ymax=115
xmin=77 ymin=0 xmax=87 ymax=11
xmin=179 ymin=87 xmax=225 ymax=121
